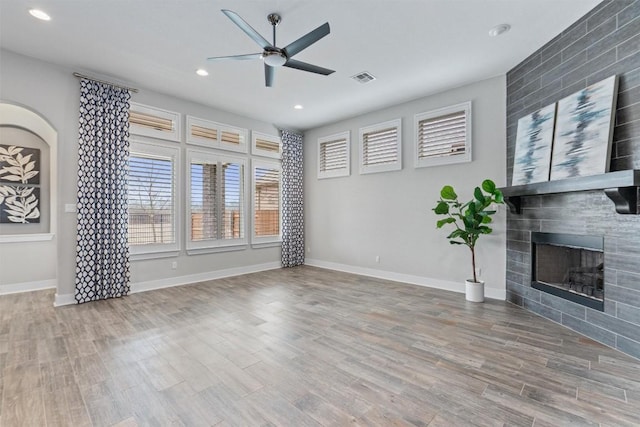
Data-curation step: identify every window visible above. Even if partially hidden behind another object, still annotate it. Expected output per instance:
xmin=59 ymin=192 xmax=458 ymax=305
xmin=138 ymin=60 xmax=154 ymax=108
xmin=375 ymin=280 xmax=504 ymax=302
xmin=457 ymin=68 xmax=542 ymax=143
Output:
xmin=252 ymin=160 xmax=281 ymax=246
xmin=129 ymin=103 xmax=181 ymax=142
xmin=252 ymin=131 xmax=281 ymax=159
xmin=415 ymin=101 xmax=472 ymax=168
xmin=186 ymin=116 xmax=248 ymax=153
xmin=128 ymin=140 xmax=180 ymax=256
xmin=187 ymin=150 xmax=247 ymax=252
xmin=359 ymin=119 xmax=402 ymax=174
xmin=318 ymin=131 xmax=350 ymax=179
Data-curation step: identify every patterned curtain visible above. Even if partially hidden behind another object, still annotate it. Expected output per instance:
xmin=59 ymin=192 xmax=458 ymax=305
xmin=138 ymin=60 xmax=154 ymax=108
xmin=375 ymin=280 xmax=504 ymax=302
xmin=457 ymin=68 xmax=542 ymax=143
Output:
xmin=280 ymin=129 xmax=305 ymax=267
xmin=75 ymin=79 xmax=131 ymax=303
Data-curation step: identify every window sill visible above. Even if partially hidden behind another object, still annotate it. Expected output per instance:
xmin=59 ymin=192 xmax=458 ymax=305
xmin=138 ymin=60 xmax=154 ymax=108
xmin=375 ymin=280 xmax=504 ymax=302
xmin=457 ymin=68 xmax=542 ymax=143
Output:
xmin=0 ymin=233 xmax=54 ymax=243
xmin=415 ymin=154 xmax=471 ymax=169
xmin=359 ymin=164 xmax=402 ymax=175
xmin=251 ymin=241 xmax=282 ymax=249
xmin=186 ymin=244 xmax=247 ymax=256
xmin=130 ymin=250 xmax=180 ymax=261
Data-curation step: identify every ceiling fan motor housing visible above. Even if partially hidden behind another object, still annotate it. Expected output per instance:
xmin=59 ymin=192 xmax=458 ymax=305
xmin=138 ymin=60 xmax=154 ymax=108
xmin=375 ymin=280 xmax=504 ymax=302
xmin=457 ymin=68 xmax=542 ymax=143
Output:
xmin=263 ymin=49 xmax=287 ymax=67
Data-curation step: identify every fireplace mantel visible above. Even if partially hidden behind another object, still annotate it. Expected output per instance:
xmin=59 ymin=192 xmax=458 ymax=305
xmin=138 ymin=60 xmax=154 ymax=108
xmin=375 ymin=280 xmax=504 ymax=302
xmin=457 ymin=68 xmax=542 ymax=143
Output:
xmin=500 ymin=170 xmax=640 ymax=214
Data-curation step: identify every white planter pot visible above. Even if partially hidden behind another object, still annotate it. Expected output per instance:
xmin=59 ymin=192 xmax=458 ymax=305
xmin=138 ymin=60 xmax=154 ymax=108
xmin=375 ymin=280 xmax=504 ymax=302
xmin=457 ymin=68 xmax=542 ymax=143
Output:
xmin=465 ymin=279 xmax=484 ymax=302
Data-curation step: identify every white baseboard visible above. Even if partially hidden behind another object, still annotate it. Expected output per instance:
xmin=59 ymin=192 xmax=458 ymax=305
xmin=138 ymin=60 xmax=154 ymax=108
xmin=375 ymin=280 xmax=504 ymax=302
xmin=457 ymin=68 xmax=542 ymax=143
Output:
xmin=54 ymin=292 xmax=76 ymax=307
xmin=0 ymin=279 xmax=56 ymax=296
xmin=53 ymin=262 xmax=283 ymax=306
xmin=130 ymin=261 xmax=282 ymax=294
xmin=305 ymin=259 xmax=506 ymax=300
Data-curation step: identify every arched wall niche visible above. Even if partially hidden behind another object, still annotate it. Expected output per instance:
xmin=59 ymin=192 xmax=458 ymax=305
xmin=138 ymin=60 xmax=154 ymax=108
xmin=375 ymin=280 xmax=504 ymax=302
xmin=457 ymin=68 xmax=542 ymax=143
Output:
xmin=0 ymin=101 xmax=58 ymax=242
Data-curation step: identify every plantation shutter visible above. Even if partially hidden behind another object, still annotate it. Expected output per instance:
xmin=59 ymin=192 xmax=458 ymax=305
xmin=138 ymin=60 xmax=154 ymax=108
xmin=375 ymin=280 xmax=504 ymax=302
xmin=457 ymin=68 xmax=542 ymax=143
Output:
xmin=320 ymin=138 xmax=347 ymax=172
xmin=128 ymin=153 xmax=175 ymax=245
xmin=221 ymin=130 xmax=241 ymax=146
xmin=129 ymin=111 xmax=173 ymax=133
xmin=190 ymin=159 xmax=244 ymax=241
xmin=221 ymin=162 xmax=243 ymax=239
xmin=190 ymin=160 xmax=217 ymax=241
xmin=362 ymin=126 xmax=398 ymax=166
xmin=254 ymin=166 xmax=280 ymax=237
xmin=255 ymin=137 xmax=280 ymax=154
xmin=418 ymin=110 xmax=467 ymax=159
xmin=186 ymin=116 xmax=248 ymax=153
xmin=129 ymin=103 xmax=180 ymax=142
xmin=317 ymin=131 xmax=350 ymax=179
xmin=359 ymin=119 xmax=401 ymax=174
xmin=190 ymin=124 xmax=218 ymax=142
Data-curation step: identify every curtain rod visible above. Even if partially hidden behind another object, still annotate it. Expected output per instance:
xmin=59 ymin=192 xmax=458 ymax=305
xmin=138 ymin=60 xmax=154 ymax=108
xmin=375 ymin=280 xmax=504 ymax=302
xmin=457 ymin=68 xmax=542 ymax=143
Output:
xmin=73 ymin=72 xmax=139 ymax=93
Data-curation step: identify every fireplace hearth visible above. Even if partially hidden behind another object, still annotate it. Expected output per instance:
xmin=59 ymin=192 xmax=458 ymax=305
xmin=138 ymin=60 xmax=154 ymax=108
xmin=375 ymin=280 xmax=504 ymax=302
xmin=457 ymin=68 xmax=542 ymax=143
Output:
xmin=531 ymin=232 xmax=604 ymax=311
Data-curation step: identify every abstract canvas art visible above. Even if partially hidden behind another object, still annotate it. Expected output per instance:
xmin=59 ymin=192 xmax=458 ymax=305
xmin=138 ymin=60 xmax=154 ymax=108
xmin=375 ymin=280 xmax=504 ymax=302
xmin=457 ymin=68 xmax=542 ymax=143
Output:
xmin=550 ymin=75 xmax=618 ymax=180
xmin=512 ymin=103 xmax=556 ymax=185
xmin=0 ymin=144 xmax=41 ymax=223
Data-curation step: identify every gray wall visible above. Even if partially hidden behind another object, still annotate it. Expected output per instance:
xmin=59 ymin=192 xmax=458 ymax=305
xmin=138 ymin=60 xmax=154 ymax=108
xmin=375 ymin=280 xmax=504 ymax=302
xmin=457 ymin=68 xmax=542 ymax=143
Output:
xmin=506 ymin=0 xmax=640 ymax=359
xmin=0 ymin=49 xmax=281 ymax=300
xmin=305 ymin=76 xmax=507 ymax=297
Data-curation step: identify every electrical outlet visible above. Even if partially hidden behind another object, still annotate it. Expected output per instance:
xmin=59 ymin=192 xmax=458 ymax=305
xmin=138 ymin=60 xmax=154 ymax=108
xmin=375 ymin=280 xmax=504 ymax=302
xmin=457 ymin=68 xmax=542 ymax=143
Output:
xmin=475 ymin=267 xmax=481 ymax=277
xmin=375 ymin=255 xmax=380 ymax=263
xmin=171 ymin=261 xmax=178 ymax=270
xmin=307 ymin=247 xmax=311 ymax=254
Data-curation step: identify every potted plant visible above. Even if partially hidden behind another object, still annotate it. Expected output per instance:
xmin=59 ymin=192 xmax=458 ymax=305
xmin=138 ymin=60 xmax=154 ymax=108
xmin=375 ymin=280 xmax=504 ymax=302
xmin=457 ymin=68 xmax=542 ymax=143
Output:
xmin=433 ymin=179 xmax=504 ymax=302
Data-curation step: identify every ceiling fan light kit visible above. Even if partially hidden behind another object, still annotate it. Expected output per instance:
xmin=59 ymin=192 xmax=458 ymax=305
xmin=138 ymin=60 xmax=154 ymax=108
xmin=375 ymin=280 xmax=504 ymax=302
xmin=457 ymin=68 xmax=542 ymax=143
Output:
xmin=207 ymin=9 xmax=335 ymax=87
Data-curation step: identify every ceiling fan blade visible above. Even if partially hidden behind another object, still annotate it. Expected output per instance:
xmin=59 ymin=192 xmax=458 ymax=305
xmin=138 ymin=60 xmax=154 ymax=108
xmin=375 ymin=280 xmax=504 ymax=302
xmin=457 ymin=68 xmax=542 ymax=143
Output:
xmin=207 ymin=53 xmax=262 ymax=61
xmin=283 ymin=22 xmax=330 ymax=57
xmin=221 ymin=9 xmax=271 ymax=49
xmin=284 ymin=59 xmax=335 ymax=76
xmin=265 ymin=64 xmax=275 ymax=87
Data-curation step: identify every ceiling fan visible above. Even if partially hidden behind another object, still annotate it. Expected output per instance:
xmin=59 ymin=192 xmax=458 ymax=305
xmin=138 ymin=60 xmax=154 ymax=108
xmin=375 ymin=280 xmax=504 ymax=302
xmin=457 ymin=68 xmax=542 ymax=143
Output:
xmin=207 ymin=9 xmax=335 ymax=87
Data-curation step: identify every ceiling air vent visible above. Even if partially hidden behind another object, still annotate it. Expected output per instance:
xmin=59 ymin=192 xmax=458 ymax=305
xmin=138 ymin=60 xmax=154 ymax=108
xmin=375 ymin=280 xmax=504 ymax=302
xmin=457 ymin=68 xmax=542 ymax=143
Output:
xmin=351 ymin=71 xmax=376 ymax=84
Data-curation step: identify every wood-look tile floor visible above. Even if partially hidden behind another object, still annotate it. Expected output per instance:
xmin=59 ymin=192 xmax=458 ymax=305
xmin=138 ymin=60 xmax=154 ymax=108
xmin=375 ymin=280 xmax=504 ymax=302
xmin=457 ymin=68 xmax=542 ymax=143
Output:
xmin=2 ymin=266 xmax=640 ymax=426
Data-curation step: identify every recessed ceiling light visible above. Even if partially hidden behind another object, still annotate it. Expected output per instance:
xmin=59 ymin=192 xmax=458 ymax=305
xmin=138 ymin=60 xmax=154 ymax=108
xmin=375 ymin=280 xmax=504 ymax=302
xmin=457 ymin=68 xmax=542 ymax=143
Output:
xmin=196 ymin=69 xmax=209 ymax=76
xmin=29 ymin=9 xmax=51 ymax=21
xmin=294 ymin=105 xmax=303 ymax=110
xmin=489 ymin=24 xmax=511 ymax=37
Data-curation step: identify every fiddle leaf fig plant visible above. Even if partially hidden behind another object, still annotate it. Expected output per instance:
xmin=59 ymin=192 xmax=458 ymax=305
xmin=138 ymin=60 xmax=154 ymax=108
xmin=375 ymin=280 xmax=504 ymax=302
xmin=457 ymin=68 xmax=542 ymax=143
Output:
xmin=433 ymin=179 xmax=504 ymax=283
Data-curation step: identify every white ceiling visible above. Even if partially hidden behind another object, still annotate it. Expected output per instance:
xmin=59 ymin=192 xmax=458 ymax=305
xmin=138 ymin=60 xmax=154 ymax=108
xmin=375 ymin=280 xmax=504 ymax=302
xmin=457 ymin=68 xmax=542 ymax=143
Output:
xmin=1 ymin=0 xmax=600 ymax=131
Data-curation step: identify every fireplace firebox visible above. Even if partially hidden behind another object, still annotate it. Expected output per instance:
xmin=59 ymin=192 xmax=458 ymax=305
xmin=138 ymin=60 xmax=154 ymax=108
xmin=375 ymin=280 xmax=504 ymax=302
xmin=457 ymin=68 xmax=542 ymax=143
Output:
xmin=531 ymin=232 xmax=604 ymax=311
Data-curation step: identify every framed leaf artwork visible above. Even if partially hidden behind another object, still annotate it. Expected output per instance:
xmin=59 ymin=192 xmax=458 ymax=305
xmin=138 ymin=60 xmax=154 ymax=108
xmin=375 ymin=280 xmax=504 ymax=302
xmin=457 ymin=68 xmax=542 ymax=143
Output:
xmin=0 ymin=144 xmax=41 ymax=223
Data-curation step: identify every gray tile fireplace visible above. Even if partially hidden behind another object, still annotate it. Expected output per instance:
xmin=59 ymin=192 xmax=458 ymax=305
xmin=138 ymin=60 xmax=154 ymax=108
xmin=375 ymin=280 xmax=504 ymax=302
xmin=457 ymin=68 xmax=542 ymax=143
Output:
xmin=506 ymin=0 xmax=640 ymax=359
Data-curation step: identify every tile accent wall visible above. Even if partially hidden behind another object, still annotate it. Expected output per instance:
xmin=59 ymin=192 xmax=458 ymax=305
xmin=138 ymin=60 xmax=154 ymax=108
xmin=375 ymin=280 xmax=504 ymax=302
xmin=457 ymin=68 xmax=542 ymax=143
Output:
xmin=506 ymin=0 xmax=640 ymax=359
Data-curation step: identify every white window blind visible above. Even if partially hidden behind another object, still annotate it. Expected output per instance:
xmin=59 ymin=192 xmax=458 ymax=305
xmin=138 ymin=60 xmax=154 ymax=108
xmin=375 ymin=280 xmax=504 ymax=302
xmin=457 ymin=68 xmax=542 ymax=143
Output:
xmin=188 ymin=150 xmax=246 ymax=251
xmin=186 ymin=116 xmax=248 ymax=153
xmin=252 ymin=132 xmax=281 ymax=159
xmin=359 ymin=119 xmax=402 ymax=174
xmin=129 ymin=102 xmax=180 ymax=142
xmin=318 ymin=131 xmax=350 ymax=179
xmin=415 ymin=101 xmax=472 ymax=168
xmin=252 ymin=161 xmax=281 ymax=244
xmin=128 ymin=149 xmax=176 ymax=247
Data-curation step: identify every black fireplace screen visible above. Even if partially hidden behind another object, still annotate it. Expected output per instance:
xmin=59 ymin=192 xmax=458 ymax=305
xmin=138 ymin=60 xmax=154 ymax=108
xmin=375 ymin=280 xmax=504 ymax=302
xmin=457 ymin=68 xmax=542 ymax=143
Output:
xmin=531 ymin=232 xmax=604 ymax=311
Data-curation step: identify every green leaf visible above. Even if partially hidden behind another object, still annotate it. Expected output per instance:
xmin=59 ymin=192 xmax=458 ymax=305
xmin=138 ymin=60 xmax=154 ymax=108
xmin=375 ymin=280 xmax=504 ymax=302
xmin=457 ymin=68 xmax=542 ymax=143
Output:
xmin=481 ymin=215 xmax=493 ymax=224
xmin=433 ymin=201 xmax=449 ymax=215
xmin=494 ymin=190 xmax=504 ymax=204
xmin=482 ymin=179 xmax=496 ymax=193
xmin=449 ymin=240 xmax=465 ymax=245
xmin=447 ymin=229 xmax=466 ymax=239
xmin=436 ymin=217 xmax=456 ymax=228
xmin=474 ymin=187 xmax=485 ymax=203
xmin=467 ymin=202 xmax=477 ymax=215
xmin=440 ymin=185 xmax=457 ymax=200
